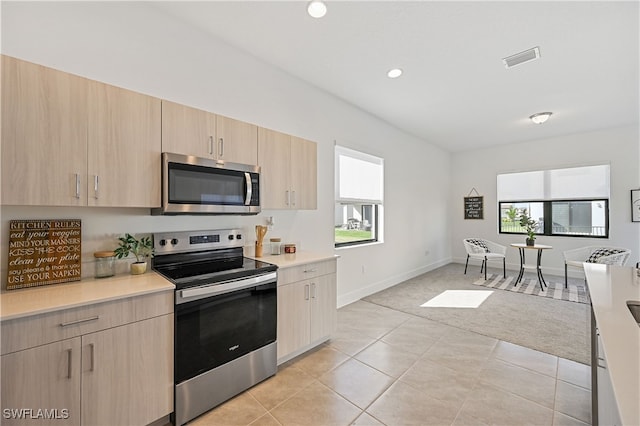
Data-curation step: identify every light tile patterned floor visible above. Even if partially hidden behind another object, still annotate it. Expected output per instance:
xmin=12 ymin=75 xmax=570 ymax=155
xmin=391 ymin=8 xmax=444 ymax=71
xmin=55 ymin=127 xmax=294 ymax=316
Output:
xmin=188 ymin=300 xmax=591 ymax=425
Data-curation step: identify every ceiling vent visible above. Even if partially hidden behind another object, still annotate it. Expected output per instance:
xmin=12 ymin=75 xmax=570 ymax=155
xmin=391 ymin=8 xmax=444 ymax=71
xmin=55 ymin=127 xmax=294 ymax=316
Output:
xmin=502 ymin=47 xmax=540 ymax=69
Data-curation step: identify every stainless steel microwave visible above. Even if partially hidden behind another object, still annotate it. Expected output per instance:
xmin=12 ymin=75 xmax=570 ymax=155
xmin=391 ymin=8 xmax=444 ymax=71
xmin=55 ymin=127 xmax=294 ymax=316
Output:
xmin=152 ymin=153 xmax=261 ymax=215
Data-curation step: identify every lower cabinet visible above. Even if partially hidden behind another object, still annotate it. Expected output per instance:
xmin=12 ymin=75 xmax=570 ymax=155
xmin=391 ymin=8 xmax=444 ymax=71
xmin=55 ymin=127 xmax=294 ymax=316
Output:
xmin=1 ymin=293 xmax=173 ymax=426
xmin=276 ymin=259 xmax=337 ymax=363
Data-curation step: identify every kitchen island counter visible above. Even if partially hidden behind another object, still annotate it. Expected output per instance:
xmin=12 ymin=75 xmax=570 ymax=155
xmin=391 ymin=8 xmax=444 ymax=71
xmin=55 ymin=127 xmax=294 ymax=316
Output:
xmin=585 ymin=263 xmax=640 ymax=426
xmin=0 ymin=272 xmax=174 ymax=321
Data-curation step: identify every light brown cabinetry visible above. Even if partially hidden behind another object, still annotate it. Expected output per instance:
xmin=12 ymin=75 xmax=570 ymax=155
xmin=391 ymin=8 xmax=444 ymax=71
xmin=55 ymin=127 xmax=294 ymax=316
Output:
xmin=0 ymin=291 xmax=173 ymax=426
xmin=161 ymin=100 xmax=257 ymax=165
xmin=1 ymin=55 xmax=162 ymax=208
xmin=1 ymin=55 xmax=88 ymax=206
xmin=276 ymin=259 xmax=337 ymax=363
xmin=258 ymin=128 xmax=317 ymax=210
xmin=87 ymin=81 xmax=161 ymax=207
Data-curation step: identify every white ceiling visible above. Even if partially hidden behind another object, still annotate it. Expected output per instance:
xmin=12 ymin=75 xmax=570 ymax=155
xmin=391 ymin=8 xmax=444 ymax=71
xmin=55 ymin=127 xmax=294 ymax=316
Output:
xmin=152 ymin=1 xmax=639 ymax=152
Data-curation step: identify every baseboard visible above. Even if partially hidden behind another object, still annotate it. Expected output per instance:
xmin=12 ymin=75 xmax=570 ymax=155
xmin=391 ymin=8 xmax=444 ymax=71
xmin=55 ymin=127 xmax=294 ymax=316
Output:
xmin=337 ymin=257 xmax=452 ymax=308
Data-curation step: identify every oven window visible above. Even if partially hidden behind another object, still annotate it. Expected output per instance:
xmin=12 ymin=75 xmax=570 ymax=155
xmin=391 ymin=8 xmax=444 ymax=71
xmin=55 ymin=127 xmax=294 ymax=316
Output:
xmin=175 ymin=282 xmax=276 ymax=384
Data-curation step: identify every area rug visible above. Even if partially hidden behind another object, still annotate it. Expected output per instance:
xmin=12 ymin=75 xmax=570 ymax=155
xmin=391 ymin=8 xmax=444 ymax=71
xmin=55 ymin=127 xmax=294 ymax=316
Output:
xmin=473 ymin=274 xmax=590 ymax=304
xmin=363 ymin=264 xmax=590 ymax=365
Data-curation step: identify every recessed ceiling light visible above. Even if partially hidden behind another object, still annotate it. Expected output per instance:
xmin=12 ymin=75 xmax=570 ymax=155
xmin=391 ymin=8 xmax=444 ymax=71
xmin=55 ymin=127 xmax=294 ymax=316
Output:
xmin=387 ymin=68 xmax=403 ymax=79
xmin=307 ymin=0 xmax=327 ymax=18
xmin=529 ymin=112 xmax=553 ymax=124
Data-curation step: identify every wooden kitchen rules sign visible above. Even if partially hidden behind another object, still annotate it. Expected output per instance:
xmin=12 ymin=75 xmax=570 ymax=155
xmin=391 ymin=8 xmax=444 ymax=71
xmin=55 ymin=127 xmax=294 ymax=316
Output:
xmin=7 ymin=219 xmax=82 ymax=290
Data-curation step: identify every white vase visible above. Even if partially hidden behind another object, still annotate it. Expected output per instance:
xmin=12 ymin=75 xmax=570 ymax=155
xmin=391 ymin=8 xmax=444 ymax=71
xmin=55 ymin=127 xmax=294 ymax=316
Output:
xmin=130 ymin=262 xmax=147 ymax=275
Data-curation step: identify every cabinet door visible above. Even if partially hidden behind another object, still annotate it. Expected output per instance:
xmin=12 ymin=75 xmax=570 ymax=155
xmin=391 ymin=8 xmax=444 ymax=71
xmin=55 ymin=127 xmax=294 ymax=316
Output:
xmin=258 ymin=128 xmax=291 ymax=209
xmin=1 ymin=55 xmax=87 ymax=206
xmin=87 ymin=81 xmax=161 ymax=207
xmin=1 ymin=338 xmax=81 ymax=426
xmin=161 ymin=100 xmax=215 ymax=158
xmin=310 ymin=274 xmax=337 ymax=343
xmin=290 ymin=136 xmax=317 ymax=210
xmin=216 ymin=115 xmax=258 ymax=165
xmin=277 ymin=282 xmax=311 ymax=360
xmin=81 ymin=314 xmax=173 ymax=426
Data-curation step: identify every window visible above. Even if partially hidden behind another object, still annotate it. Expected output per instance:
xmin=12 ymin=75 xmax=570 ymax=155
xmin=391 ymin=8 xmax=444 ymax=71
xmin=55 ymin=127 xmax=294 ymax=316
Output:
xmin=498 ymin=165 xmax=610 ymax=238
xmin=335 ymin=146 xmax=383 ymax=247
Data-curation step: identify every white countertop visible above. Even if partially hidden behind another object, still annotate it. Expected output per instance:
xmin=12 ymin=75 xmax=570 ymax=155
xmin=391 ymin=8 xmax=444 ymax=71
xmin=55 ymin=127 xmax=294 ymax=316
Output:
xmin=584 ymin=263 xmax=640 ymax=425
xmin=249 ymin=251 xmax=338 ymax=269
xmin=0 ymin=272 xmax=175 ymax=321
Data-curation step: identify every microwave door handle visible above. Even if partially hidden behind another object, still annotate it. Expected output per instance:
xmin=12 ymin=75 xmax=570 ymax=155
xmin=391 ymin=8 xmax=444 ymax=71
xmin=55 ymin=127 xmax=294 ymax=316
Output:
xmin=244 ymin=172 xmax=252 ymax=205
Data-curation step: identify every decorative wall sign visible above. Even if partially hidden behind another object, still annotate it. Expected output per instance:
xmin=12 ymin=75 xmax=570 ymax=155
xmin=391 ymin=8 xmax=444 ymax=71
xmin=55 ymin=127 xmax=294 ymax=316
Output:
xmin=464 ymin=188 xmax=483 ymax=220
xmin=7 ymin=219 xmax=82 ymax=290
xmin=632 ymin=189 xmax=640 ymax=222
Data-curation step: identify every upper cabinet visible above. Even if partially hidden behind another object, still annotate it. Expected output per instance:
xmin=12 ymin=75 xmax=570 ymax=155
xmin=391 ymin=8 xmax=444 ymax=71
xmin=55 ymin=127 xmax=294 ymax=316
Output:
xmin=87 ymin=81 xmax=161 ymax=207
xmin=1 ymin=55 xmax=88 ymax=206
xmin=161 ymin=100 xmax=258 ymax=165
xmin=258 ymin=128 xmax=317 ymax=210
xmin=1 ymin=56 xmax=162 ymax=208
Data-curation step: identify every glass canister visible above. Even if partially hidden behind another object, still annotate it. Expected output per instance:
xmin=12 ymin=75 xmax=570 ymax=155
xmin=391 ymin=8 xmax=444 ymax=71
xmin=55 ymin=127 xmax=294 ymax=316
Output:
xmin=270 ymin=238 xmax=282 ymax=255
xmin=94 ymin=251 xmax=116 ymax=278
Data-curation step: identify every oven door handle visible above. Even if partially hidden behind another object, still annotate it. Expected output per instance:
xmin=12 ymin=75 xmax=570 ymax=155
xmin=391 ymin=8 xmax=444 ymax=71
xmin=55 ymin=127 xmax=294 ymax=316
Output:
xmin=179 ymin=272 xmax=277 ymax=301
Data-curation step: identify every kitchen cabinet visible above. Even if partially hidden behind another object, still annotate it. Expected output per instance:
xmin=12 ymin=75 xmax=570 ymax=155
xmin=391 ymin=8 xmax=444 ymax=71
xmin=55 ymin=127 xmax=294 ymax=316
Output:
xmin=0 ymin=291 xmax=173 ymax=426
xmin=161 ymin=100 xmax=258 ymax=165
xmin=1 ymin=55 xmax=88 ymax=206
xmin=1 ymin=55 xmax=162 ymax=208
xmin=258 ymin=127 xmax=317 ymax=210
xmin=276 ymin=258 xmax=337 ymax=363
xmin=87 ymin=81 xmax=161 ymax=207
xmin=1 ymin=338 xmax=81 ymax=425
xmin=592 ymin=312 xmax=622 ymax=426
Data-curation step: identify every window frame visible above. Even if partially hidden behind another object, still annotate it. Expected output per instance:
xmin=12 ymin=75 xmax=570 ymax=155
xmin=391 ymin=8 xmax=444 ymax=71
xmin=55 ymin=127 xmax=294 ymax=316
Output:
xmin=498 ymin=198 xmax=610 ymax=238
xmin=334 ymin=145 xmax=384 ymax=248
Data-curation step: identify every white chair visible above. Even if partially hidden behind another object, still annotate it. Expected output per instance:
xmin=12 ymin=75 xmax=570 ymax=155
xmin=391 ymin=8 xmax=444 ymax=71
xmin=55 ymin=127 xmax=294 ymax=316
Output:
xmin=563 ymin=246 xmax=631 ymax=287
xmin=463 ymin=238 xmax=507 ymax=280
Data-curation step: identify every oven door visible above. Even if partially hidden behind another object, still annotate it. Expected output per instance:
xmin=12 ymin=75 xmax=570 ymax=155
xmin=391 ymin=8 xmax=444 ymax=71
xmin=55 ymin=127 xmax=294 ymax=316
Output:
xmin=175 ymin=272 xmax=277 ymax=385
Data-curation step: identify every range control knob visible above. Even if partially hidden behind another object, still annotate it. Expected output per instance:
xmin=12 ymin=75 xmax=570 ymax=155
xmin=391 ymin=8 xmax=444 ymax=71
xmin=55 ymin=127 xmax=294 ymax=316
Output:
xmin=159 ymin=239 xmax=167 ymax=246
xmin=236 ymin=234 xmax=242 ymax=240
xmin=228 ymin=234 xmax=234 ymax=241
xmin=170 ymin=238 xmax=179 ymax=245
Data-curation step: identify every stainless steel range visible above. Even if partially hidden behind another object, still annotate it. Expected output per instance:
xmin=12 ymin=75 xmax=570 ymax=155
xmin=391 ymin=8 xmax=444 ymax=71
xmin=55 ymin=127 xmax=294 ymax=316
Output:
xmin=152 ymin=229 xmax=278 ymax=426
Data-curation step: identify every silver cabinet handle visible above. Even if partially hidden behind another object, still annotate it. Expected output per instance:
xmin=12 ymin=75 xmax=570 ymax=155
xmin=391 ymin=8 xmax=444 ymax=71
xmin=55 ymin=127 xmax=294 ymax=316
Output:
xmin=60 ymin=316 xmax=99 ymax=327
xmin=66 ymin=349 xmax=73 ymax=379
xmin=75 ymin=173 xmax=80 ymax=199
xmin=89 ymin=343 xmax=95 ymax=372
xmin=304 ymin=284 xmax=310 ymax=301
xmin=286 ymin=190 xmax=290 ymax=206
xmin=311 ymin=282 xmax=316 ymax=299
xmin=304 ymin=268 xmax=317 ymax=273
xmin=219 ymin=138 xmax=224 ymax=157
xmin=292 ymin=190 xmax=296 ymax=206
xmin=93 ymin=175 xmax=99 ymax=199
xmin=209 ymin=136 xmax=214 ymax=155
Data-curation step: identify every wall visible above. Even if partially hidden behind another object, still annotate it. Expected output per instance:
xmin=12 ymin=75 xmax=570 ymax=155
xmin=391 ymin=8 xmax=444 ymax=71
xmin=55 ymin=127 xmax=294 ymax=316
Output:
xmin=0 ymin=2 xmax=451 ymax=303
xmin=451 ymin=125 xmax=640 ymax=278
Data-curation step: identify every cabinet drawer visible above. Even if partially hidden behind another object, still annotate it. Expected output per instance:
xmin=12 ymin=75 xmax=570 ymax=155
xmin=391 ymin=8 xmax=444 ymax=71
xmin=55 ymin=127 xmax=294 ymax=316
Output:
xmin=277 ymin=259 xmax=336 ymax=286
xmin=1 ymin=291 xmax=173 ymax=355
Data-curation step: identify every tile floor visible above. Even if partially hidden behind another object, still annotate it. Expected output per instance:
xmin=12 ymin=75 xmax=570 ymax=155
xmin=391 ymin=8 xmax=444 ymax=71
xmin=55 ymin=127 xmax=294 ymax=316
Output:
xmin=188 ymin=300 xmax=591 ymax=426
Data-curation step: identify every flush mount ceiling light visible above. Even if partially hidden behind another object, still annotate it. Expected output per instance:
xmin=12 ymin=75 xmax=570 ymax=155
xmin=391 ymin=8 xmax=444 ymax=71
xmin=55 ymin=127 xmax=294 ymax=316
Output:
xmin=307 ymin=0 xmax=327 ymax=18
xmin=503 ymin=46 xmax=541 ymax=69
xmin=387 ymin=68 xmax=403 ymax=78
xmin=529 ymin=112 xmax=553 ymax=124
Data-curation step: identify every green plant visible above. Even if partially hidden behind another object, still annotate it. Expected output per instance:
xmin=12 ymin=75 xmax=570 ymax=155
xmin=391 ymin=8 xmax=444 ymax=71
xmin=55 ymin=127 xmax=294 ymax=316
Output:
xmin=505 ymin=206 xmax=519 ymax=222
xmin=518 ymin=209 xmax=538 ymax=240
xmin=114 ymin=233 xmax=154 ymax=263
